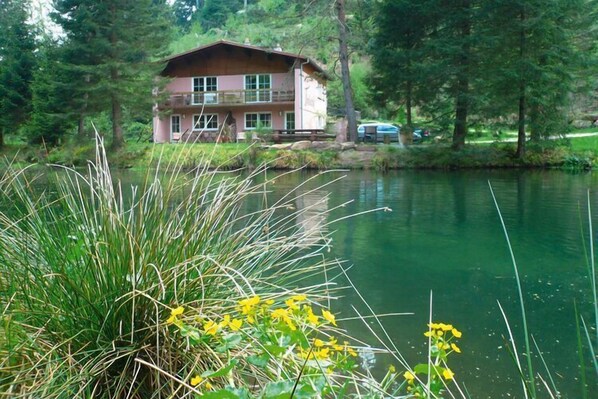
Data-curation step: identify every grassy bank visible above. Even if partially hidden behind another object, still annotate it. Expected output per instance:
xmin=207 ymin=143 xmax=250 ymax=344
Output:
xmin=1 ymin=136 xmax=596 ymax=171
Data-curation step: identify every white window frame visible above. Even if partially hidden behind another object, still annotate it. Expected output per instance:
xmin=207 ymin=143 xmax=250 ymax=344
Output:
xmin=284 ymin=111 xmax=295 ymax=131
xmin=244 ymin=74 xmax=272 ymax=103
xmin=192 ymin=76 xmax=218 ymax=105
xmin=244 ymin=112 xmax=272 ymax=130
xmin=170 ymin=114 xmax=181 ymax=134
xmin=192 ymin=113 xmax=219 ymax=131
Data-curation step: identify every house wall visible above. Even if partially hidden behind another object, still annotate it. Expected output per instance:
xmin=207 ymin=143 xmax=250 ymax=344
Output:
xmin=153 ymin=104 xmax=295 ymax=143
xmin=164 ymin=72 xmax=295 ymax=93
xmin=294 ymin=67 xmax=327 ymax=130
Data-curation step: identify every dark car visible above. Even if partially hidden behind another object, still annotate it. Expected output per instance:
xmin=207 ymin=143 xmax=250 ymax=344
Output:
xmin=357 ymin=123 xmax=400 ymax=143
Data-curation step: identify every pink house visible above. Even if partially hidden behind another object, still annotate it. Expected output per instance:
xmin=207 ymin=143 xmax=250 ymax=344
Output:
xmin=153 ymin=40 xmax=328 ymax=143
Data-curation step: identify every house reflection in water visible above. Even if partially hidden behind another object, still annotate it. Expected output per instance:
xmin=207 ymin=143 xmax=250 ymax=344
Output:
xmin=294 ymin=189 xmax=329 ymax=245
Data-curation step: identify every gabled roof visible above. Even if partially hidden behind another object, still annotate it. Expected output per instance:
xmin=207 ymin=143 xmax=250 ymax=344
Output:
xmin=163 ymin=39 xmax=327 ymax=77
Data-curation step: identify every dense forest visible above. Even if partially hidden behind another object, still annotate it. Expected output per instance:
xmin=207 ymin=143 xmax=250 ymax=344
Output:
xmin=1 ymin=0 xmax=597 ymax=156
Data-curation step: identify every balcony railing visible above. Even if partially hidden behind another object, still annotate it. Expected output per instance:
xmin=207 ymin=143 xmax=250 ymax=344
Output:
xmin=162 ymin=89 xmax=295 ymax=108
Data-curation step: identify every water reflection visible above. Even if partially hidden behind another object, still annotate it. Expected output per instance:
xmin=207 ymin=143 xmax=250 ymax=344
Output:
xmin=261 ymin=169 xmax=597 ymax=399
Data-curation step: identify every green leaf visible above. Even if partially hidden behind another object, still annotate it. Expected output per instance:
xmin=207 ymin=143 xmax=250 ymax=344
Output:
xmin=179 ymin=326 xmax=202 ymax=344
xmin=202 ymin=359 xmax=238 ymax=378
xmin=216 ymin=333 xmax=243 ymax=352
xmin=263 ymin=344 xmax=285 ymax=357
xmin=200 ymin=389 xmax=241 ymax=399
xmin=246 ymin=353 xmax=270 ymax=367
xmin=262 ymin=380 xmax=294 ymax=399
xmin=413 ymin=364 xmax=430 ymax=374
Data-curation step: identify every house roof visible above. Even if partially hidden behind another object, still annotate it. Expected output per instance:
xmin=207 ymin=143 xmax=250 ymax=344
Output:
xmin=163 ymin=39 xmax=328 ymax=78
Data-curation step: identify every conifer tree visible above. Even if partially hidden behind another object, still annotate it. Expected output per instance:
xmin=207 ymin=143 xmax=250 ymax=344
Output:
xmin=0 ymin=0 xmax=36 ymax=148
xmin=479 ymin=0 xmax=598 ymax=157
xmin=52 ymin=0 xmax=172 ymax=148
xmin=370 ymin=0 xmax=434 ymax=134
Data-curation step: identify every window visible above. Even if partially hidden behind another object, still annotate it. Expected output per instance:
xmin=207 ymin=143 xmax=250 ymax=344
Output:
xmin=171 ymin=115 xmax=181 ymax=133
xmin=192 ymin=77 xmax=218 ymax=104
xmin=193 ymin=114 xmax=218 ymax=130
xmin=244 ymin=74 xmax=271 ymax=102
xmin=285 ymin=112 xmax=295 ymax=130
xmin=245 ymin=113 xmax=272 ymax=130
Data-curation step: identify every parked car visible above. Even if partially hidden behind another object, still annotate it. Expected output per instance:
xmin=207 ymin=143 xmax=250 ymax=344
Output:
xmin=412 ymin=128 xmax=431 ymax=143
xmin=357 ymin=123 xmax=400 ymax=142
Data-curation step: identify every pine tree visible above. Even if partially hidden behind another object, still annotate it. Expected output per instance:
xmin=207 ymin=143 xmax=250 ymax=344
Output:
xmin=52 ymin=0 xmax=172 ymax=149
xmin=479 ymin=0 xmax=598 ymax=157
xmin=370 ymin=0 xmax=435 ymax=134
xmin=173 ymin=0 xmax=203 ymax=31
xmin=0 ymin=0 xmax=37 ymax=148
xmin=27 ymin=40 xmax=78 ymax=145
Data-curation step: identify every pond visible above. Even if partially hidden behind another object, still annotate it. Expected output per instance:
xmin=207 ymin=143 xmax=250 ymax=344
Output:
xmin=36 ymin=167 xmax=598 ymax=398
xmin=233 ymin=169 xmax=596 ymax=399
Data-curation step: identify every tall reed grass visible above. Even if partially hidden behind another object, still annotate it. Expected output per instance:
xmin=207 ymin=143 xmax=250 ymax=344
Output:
xmin=0 ymin=138 xmax=384 ymax=398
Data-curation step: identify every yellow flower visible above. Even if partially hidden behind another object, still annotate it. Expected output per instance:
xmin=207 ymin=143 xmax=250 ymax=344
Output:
xmin=271 ymin=308 xmax=289 ymax=320
xmin=348 ymin=347 xmax=358 ymax=357
xmin=229 ymin=318 xmax=243 ymax=331
xmin=314 ymin=338 xmax=325 ymax=347
xmin=437 ymin=330 xmax=444 ymax=337
xmin=314 ymin=347 xmax=331 ymax=359
xmin=204 ymin=381 xmax=213 ymax=390
xmin=428 ymin=322 xmax=441 ymax=329
xmin=166 ymin=315 xmax=177 ymax=325
xmin=171 ymin=306 xmax=184 ymax=317
xmin=285 ymin=298 xmax=299 ymax=310
xmin=203 ymin=320 xmax=218 ymax=335
xmin=265 ymin=299 xmax=275 ymax=305
xmin=328 ymin=337 xmax=337 ymax=346
xmin=219 ymin=314 xmax=231 ymax=329
xmin=291 ymin=294 xmax=307 ymax=301
xmin=239 ymin=295 xmax=260 ymax=315
xmin=451 ymin=343 xmax=461 ymax=353
xmin=424 ymin=331 xmax=433 ymax=337
xmin=306 ymin=307 xmax=320 ymax=325
xmin=452 ymin=328 xmax=462 ymax=338
xmin=190 ymin=375 xmax=203 ymax=386
xmin=404 ymin=371 xmax=415 ymax=381
xmin=442 ymin=368 xmax=455 ymax=380
xmin=442 ymin=343 xmax=450 ymax=350
xmin=389 ymin=364 xmax=396 ymax=373
xmin=322 ymin=310 xmax=337 ymax=326
xmin=333 ymin=344 xmax=344 ymax=351
xmin=439 ymin=323 xmax=453 ymax=331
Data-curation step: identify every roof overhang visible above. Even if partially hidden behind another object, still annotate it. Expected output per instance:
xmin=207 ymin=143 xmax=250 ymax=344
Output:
xmin=161 ymin=39 xmax=329 ymax=79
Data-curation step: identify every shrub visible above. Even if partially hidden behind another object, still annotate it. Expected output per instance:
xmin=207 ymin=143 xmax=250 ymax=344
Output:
xmin=0 ymin=138 xmax=385 ymax=398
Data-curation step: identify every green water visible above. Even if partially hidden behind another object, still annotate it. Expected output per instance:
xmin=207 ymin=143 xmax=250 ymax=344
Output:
xmin=249 ymin=169 xmax=597 ymax=399
xmin=38 ymin=167 xmax=598 ymax=397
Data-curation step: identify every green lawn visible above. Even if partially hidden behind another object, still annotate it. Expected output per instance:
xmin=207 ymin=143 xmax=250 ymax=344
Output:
xmin=569 ymin=135 xmax=598 ymax=153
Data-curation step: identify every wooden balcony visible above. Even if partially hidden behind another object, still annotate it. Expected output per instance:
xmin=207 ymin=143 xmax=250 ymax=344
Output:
xmin=161 ymin=89 xmax=295 ymax=108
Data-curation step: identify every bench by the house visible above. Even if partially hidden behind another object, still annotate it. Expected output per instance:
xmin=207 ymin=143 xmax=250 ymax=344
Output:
xmin=272 ymin=129 xmax=335 ymax=144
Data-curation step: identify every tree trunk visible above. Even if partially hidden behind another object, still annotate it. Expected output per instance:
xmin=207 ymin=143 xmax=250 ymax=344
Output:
xmin=516 ymin=86 xmax=526 ymax=158
xmin=452 ymin=0 xmax=471 ymax=151
xmin=111 ymin=96 xmax=124 ymax=149
xmin=516 ymin=7 xmax=526 ymax=158
xmin=77 ymin=115 xmax=85 ymax=139
xmin=529 ymin=104 xmax=541 ymax=141
xmin=336 ymin=0 xmax=357 ymax=143
xmin=403 ymin=80 xmax=413 ymax=145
